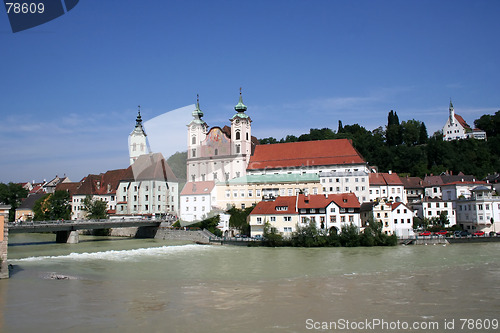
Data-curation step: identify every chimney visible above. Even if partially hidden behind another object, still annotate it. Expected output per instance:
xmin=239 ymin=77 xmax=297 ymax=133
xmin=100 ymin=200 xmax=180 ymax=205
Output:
xmin=388 ymin=170 xmax=392 ymax=175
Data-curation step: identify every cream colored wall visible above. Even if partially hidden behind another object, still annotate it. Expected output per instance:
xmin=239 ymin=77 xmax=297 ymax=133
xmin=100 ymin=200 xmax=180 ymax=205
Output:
xmin=215 ymin=182 xmax=320 ymax=210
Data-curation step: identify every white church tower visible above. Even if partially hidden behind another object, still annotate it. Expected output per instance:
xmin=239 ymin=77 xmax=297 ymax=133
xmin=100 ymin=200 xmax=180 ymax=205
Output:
xmin=129 ymin=106 xmax=149 ymax=165
xmin=230 ymin=88 xmax=252 ymax=164
xmin=187 ymin=94 xmax=208 ymax=161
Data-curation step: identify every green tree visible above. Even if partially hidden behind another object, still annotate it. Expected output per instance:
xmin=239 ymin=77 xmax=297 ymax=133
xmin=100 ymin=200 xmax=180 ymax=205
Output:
xmin=0 ymin=182 xmax=28 ymax=221
xmin=82 ymin=195 xmax=108 ymax=219
xmin=339 ymin=223 xmax=360 ymax=247
xmin=33 ymin=191 xmax=71 ymax=221
xmin=263 ymin=221 xmax=284 ymax=247
xmin=227 ymin=206 xmax=253 ymax=235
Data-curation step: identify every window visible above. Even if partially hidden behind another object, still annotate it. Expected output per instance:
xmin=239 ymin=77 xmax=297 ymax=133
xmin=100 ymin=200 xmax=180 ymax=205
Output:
xmin=349 ymin=215 xmax=354 ymax=222
xmin=284 ymin=216 xmax=291 ymax=222
xmin=394 ymin=219 xmax=398 ymax=224
xmin=301 ymin=217 xmax=308 ymax=223
xmin=191 ymin=148 xmax=196 ymax=157
xmin=134 ymin=186 xmax=138 ymax=192
xmin=330 ymin=207 xmax=336 ymax=212
xmin=236 ymin=144 xmax=241 ymax=154
xmin=257 ymin=217 xmax=262 ymax=223
xmin=213 ymin=172 xmax=218 ymax=180
xmin=233 ymin=191 xmax=238 ymax=198
xmin=341 ymin=216 xmax=345 ymax=222
xmin=225 ymin=190 xmax=230 ymax=198
xmin=271 ymin=217 xmax=276 ymax=222
xmin=145 ymin=195 xmax=149 ymax=201
xmin=134 ymin=195 xmax=137 ymax=201
xmin=310 ymin=209 xmax=316 ymax=213
xmin=256 ymin=189 xmax=261 ymax=197
xmin=248 ymin=190 xmax=253 ymax=197
xmin=428 ymin=203 xmax=431 ymax=208
xmin=330 ymin=216 xmax=336 ymax=222
xmin=235 ymin=131 xmax=241 ymax=140
xmin=284 ymin=227 xmax=292 ymax=232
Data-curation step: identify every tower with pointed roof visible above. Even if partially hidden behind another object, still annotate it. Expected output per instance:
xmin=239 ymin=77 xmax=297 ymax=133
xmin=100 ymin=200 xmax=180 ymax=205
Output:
xmin=449 ymin=99 xmax=455 ymax=125
xmin=187 ymin=95 xmax=208 ymax=161
xmin=230 ymin=88 xmax=252 ymax=164
xmin=129 ymin=106 xmax=149 ymax=165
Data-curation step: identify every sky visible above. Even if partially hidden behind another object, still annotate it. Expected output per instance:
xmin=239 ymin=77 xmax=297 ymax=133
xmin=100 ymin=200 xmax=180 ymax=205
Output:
xmin=1 ymin=0 xmax=499 ymax=183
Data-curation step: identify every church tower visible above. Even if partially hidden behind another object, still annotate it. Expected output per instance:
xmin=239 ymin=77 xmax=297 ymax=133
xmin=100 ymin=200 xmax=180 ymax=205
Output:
xmin=449 ymin=99 xmax=455 ymax=125
xmin=230 ymin=88 xmax=252 ymax=164
xmin=187 ymin=95 xmax=208 ymax=161
xmin=129 ymin=106 xmax=149 ymax=165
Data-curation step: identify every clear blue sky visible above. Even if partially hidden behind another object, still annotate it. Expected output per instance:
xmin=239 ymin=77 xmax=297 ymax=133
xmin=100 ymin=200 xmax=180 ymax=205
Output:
xmin=1 ymin=0 xmax=499 ymax=183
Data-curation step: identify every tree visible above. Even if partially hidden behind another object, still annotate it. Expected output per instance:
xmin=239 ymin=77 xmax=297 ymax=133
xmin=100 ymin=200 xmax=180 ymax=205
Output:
xmin=227 ymin=206 xmax=253 ymax=235
xmin=33 ymin=191 xmax=71 ymax=221
xmin=0 ymin=182 xmax=28 ymax=221
xmin=82 ymin=195 xmax=108 ymax=219
xmin=338 ymin=120 xmax=344 ymax=133
xmin=386 ymin=110 xmax=402 ymax=146
xmin=263 ymin=221 xmax=284 ymax=246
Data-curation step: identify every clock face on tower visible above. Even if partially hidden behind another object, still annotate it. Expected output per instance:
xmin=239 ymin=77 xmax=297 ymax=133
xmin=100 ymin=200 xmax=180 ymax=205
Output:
xmin=235 ymin=119 xmax=240 ymax=125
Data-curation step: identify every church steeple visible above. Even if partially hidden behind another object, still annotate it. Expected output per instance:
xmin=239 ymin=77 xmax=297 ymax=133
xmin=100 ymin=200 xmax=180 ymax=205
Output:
xmin=189 ymin=94 xmax=207 ymax=127
xmin=129 ymin=105 xmax=149 ymax=165
xmin=231 ymin=87 xmax=249 ymax=120
xmin=449 ymin=99 xmax=455 ymax=125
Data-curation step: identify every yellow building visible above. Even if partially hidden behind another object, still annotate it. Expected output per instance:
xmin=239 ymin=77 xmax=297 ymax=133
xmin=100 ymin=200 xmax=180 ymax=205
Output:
xmin=215 ymin=173 xmax=321 ymax=210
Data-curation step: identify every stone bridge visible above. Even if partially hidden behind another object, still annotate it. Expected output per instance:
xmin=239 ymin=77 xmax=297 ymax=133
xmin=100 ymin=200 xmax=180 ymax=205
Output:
xmin=8 ymin=219 xmax=162 ymax=244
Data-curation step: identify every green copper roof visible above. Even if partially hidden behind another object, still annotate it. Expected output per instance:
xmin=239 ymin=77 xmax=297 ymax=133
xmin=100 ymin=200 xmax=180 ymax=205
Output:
xmin=219 ymin=173 xmax=320 ymax=185
xmin=234 ymin=93 xmax=247 ymax=112
xmin=190 ymin=94 xmax=207 ymax=126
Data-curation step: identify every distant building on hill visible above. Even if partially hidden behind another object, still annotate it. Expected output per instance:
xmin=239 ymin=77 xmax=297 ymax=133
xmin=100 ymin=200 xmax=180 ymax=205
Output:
xmin=442 ymin=100 xmax=486 ymax=141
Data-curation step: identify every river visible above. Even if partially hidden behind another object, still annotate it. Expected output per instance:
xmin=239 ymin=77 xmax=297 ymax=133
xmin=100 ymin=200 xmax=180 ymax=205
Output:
xmin=1 ymin=233 xmax=499 ymax=332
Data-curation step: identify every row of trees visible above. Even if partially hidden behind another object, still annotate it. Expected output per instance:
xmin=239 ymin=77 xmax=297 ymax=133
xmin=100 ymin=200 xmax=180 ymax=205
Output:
xmin=261 ymin=218 xmax=397 ymax=247
xmin=259 ymin=110 xmax=500 ymax=179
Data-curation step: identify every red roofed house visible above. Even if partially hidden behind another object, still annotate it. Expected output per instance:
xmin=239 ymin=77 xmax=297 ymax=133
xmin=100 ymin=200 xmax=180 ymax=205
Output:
xmin=442 ymin=100 xmax=486 ymax=141
xmin=72 ymin=168 xmax=130 ymax=219
xmin=249 ymin=193 xmax=361 ymax=237
xmin=369 ymin=172 xmax=406 ymax=203
xmin=180 ymin=181 xmax=216 ymax=222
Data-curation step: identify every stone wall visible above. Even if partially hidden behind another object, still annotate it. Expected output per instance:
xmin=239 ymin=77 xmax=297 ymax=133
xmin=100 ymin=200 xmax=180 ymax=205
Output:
xmin=109 ymin=226 xmax=212 ymax=243
xmin=0 ymin=216 xmax=8 ymax=279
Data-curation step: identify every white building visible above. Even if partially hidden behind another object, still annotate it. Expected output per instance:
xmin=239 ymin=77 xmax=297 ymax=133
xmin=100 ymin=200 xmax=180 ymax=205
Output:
xmin=320 ymin=169 xmax=370 ymax=203
xmin=455 ymin=186 xmax=500 ymax=233
xmin=369 ymin=172 xmax=406 ymax=203
xmin=116 ymin=153 xmax=179 ymax=218
xmin=368 ymin=200 xmax=415 ymax=237
xmin=179 ymin=181 xmax=216 ymax=222
xmin=419 ymin=197 xmax=456 ymax=227
xmin=249 ymin=193 xmax=361 ymax=238
xmin=443 ymin=100 xmax=486 ymax=141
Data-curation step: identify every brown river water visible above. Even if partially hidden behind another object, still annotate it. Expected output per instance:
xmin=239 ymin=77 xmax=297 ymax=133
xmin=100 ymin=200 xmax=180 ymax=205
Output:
xmin=1 ymin=233 xmax=499 ymax=332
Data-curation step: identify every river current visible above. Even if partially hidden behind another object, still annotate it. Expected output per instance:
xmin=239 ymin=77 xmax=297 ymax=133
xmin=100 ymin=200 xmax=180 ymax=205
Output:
xmin=1 ymin=234 xmax=499 ymax=332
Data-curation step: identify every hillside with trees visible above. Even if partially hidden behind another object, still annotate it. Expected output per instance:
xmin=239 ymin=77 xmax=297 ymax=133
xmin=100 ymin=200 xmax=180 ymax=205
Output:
xmin=259 ymin=110 xmax=500 ymax=178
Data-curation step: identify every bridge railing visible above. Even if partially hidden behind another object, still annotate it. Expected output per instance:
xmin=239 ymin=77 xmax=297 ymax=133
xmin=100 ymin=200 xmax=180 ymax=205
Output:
xmin=8 ymin=218 xmax=167 ymax=227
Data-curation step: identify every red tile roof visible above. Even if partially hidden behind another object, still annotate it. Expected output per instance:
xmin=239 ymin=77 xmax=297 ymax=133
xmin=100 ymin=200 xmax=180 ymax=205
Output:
xmin=249 ymin=196 xmax=298 ymax=215
xmin=369 ymin=173 xmax=403 ymax=186
xmin=55 ymin=182 xmax=82 ymax=197
xmin=399 ymin=176 xmax=424 ymax=188
xmin=247 ymin=139 xmax=365 ymax=170
xmin=454 ymin=114 xmax=470 ymax=129
xmin=180 ymin=181 xmax=216 ymax=196
xmin=75 ymin=168 xmax=129 ymax=196
xmin=250 ymin=193 xmax=360 ymax=216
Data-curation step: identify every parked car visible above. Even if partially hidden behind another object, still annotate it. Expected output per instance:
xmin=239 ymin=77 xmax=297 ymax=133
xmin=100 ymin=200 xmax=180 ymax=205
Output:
xmin=252 ymin=234 xmax=263 ymax=240
xmin=435 ymin=230 xmax=448 ymax=236
xmin=489 ymin=231 xmax=497 ymax=237
xmin=473 ymin=231 xmax=485 ymax=237
xmin=454 ymin=230 xmax=470 ymax=237
xmin=419 ymin=231 xmax=432 ymax=236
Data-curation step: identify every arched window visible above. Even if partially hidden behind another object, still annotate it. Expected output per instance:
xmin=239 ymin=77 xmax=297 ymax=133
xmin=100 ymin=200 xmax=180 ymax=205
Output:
xmin=246 ymin=133 xmax=249 ymax=140
xmin=236 ymin=144 xmax=241 ymax=154
xmin=132 ymin=143 xmax=137 ymax=151
xmin=192 ymin=136 xmax=196 ymax=145
xmin=235 ymin=131 xmax=241 ymax=140
xmin=214 ymin=148 xmax=218 ymax=156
